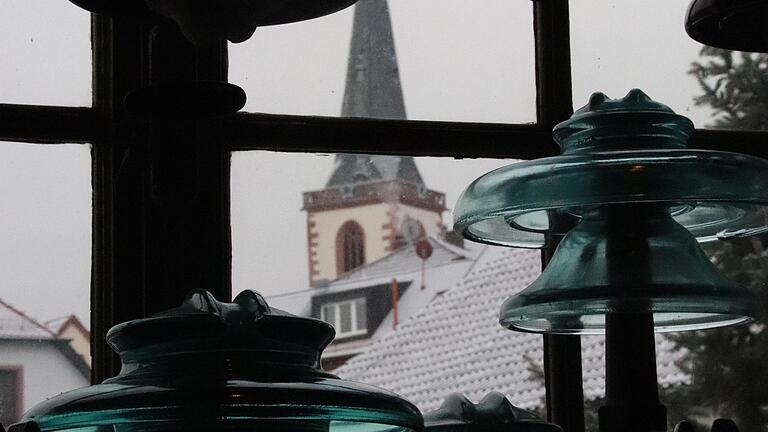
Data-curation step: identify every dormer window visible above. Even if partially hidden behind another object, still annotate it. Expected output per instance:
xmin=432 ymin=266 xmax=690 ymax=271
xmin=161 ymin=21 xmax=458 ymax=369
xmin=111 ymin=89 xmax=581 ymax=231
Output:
xmin=320 ymin=298 xmax=367 ymax=338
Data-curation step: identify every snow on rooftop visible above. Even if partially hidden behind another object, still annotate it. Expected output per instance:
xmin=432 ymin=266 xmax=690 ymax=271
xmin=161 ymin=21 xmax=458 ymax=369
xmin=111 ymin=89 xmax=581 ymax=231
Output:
xmin=336 ymin=247 xmax=688 ymax=412
xmin=0 ymin=298 xmax=56 ymax=340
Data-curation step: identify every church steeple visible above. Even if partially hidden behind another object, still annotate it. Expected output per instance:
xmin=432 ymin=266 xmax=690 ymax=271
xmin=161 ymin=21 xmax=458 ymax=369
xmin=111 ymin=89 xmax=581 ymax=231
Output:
xmin=341 ymin=0 xmax=406 ymax=119
xmin=331 ymin=0 xmax=423 ymax=189
xmin=303 ymin=0 xmax=446 ymax=285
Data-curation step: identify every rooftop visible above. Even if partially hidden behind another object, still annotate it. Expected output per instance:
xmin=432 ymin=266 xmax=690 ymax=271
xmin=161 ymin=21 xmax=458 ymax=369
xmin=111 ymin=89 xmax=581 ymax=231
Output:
xmin=0 ymin=297 xmax=56 ymax=340
xmin=335 ymin=247 xmax=689 ymax=412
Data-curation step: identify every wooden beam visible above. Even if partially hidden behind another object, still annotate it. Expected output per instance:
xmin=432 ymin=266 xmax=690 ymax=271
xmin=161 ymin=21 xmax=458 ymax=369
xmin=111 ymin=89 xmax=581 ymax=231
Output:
xmin=226 ymin=112 xmax=558 ymax=159
xmin=0 ymin=104 xmax=98 ymax=144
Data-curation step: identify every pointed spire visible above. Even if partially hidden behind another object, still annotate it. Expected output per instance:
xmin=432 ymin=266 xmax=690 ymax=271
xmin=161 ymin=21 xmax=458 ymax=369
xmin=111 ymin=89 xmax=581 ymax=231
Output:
xmin=341 ymin=0 xmax=406 ymax=119
xmin=328 ymin=0 xmax=425 ymax=189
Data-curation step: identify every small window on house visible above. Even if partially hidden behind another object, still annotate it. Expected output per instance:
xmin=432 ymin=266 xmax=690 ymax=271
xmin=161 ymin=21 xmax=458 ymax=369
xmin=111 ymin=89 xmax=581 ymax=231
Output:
xmin=336 ymin=221 xmax=366 ymax=274
xmin=320 ymin=299 xmax=367 ymax=338
xmin=0 ymin=368 xmax=21 ymax=427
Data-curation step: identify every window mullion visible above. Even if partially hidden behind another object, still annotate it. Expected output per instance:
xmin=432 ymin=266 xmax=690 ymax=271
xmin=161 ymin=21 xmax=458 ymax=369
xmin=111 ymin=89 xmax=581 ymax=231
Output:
xmin=532 ymin=1 xmax=586 ymax=432
xmin=226 ymin=114 xmax=557 ymax=159
xmin=0 ymin=104 xmax=98 ymax=144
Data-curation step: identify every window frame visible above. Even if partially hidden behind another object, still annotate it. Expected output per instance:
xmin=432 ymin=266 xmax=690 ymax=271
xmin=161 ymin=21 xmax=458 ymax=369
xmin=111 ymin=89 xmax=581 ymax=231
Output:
xmin=320 ymin=298 xmax=368 ymax=338
xmin=0 ymin=2 xmax=765 ymax=431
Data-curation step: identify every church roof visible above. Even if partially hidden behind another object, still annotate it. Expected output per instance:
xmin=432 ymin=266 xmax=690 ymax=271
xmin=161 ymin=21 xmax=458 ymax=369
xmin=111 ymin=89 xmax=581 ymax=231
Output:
xmin=326 ymin=154 xmax=425 ymax=187
xmin=335 ymin=247 xmax=689 ymax=412
xmin=341 ymin=0 xmax=405 ymax=119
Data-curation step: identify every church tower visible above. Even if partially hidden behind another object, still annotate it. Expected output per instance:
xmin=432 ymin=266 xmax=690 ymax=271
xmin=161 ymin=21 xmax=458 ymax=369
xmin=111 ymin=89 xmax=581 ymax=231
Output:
xmin=303 ymin=0 xmax=446 ymax=285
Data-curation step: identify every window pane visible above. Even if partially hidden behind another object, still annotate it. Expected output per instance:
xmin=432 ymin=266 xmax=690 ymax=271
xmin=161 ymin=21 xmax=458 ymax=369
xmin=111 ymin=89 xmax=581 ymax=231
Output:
xmin=229 ymin=0 xmax=535 ymax=123
xmin=231 ymin=151 xmax=509 ymax=314
xmin=231 ymin=150 xmax=512 ymax=375
xmin=0 ymin=142 xmax=91 ymax=417
xmin=355 ymin=299 xmax=366 ymax=331
xmin=339 ymin=303 xmax=353 ymax=333
xmin=570 ymin=1 xmax=761 ymax=130
xmin=0 ymin=1 xmax=92 ymax=107
xmin=322 ymin=304 xmax=336 ymax=326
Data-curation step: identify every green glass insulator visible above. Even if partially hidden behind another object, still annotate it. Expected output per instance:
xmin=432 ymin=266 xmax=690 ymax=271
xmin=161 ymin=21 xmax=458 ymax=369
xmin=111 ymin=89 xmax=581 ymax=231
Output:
xmin=21 ymin=290 xmax=422 ymax=432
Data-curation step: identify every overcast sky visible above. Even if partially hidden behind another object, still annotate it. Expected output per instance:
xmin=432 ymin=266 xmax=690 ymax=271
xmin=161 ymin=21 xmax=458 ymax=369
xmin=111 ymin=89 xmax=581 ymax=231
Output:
xmin=0 ymin=0 xmax=717 ymax=325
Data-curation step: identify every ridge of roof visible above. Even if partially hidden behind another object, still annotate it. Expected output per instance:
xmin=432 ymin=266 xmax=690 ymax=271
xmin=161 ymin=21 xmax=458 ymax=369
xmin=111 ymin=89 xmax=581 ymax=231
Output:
xmin=0 ymin=297 xmax=56 ymax=338
xmin=46 ymin=314 xmax=90 ymax=337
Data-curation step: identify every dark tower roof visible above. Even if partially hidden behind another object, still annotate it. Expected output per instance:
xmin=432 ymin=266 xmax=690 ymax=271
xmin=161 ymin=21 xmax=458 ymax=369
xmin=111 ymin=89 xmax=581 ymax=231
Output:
xmin=341 ymin=0 xmax=406 ymax=119
xmin=329 ymin=0 xmax=424 ymax=188
xmin=327 ymin=155 xmax=424 ymax=187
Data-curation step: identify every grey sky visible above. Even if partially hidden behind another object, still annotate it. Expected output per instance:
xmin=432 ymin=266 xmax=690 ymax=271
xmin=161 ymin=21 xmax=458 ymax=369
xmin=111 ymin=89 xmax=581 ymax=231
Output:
xmin=0 ymin=0 xmax=717 ymax=325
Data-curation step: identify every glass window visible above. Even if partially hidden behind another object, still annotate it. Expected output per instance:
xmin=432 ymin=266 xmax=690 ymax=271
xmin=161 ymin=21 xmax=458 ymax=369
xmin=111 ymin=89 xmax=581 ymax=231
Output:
xmin=0 ymin=0 xmax=92 ymax=107
xmin=355 ymin=299 xmax=366 ymax=331
xmin=229 ymin=0 xmax=535 ymax=123
xmin=0 ymin=142 xmax=91 ymax=417
xmin=339 ymin=302 xmax=353 ymax=333
xmin=570 ymin=1 xmax=720 ymax=129
xmin=321 ymin=304 xmax=336 ymax=326
xmin=231 ymin=151 xmax=509 ymax=312
xmin=318 ymin=299 xmax=367 ymax=337
xmin=338 ymin=221 xmax=366 ymax=273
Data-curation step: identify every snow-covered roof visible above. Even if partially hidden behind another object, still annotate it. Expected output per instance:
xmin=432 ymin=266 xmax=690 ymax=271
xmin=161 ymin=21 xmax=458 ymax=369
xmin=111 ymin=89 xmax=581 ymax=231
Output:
xmin=332 ymin=237 xmax=481 ymax=288
xmin=263 ymin=238 xmax=482 ymax=318
xmin=335 ymin=247 xmax=689 ymax=412
xmin=317 ymin=237 xmax=484 ymax=342
xmin=0 ymin=299 xmax=91 ymax=379
xmin=0 ymin=298 xmax=56 ymax=340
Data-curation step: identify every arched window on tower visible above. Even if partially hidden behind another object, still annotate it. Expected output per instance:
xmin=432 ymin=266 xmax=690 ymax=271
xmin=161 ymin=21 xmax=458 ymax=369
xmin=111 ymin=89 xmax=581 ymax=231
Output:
xmin=336 ymin=221 xmax=366 ymax=275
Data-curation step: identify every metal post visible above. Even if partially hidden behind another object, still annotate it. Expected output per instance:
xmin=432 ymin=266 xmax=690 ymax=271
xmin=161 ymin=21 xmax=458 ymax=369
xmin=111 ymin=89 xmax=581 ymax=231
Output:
xmin=599 ymin=206 xmax=666 ymax=432
xmin=532 ymin=1 xmax=584 ymax=431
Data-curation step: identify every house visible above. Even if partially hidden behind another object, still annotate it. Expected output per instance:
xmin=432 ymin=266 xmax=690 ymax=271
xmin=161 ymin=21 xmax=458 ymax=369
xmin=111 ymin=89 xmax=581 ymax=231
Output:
xmin=334 ymin=247 xmax=688 ymax=413
xmin=0 ymin=299 xmax=90 ymax=427
xmin=45 ymin=315 xmax=91 ymax=367
xmin=312 ymin=236 xmax=483 ymax=370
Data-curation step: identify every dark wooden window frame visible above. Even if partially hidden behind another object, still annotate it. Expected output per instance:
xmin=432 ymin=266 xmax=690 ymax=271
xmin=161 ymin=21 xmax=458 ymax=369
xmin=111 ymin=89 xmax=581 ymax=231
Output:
xmin=0 ymin=1 xmax=766 ymax=431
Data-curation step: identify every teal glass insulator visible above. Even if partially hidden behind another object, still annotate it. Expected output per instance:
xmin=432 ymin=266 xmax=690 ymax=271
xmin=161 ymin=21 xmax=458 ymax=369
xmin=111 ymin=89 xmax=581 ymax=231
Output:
xmin=20 ymin=290 xmax=422 ymax=432
xmin=424 ymin=392 xmax=561 ymax=432
xmin=500 ymin=205 xmax=758 ymax=334
xmin=453 ymin=89 xmax=766 ymax=334
xmin=454 ymin=90 xmax=768 ymax=249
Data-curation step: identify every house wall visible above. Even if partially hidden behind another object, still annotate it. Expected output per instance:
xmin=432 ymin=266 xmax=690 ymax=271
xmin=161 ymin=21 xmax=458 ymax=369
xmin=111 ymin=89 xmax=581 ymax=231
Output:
xmin=58 ymin=325 xmax=91 ymax=367
xmin=308 ymin=203 xmax=443 ymax=283
xmin=0 ymin=340 xmax=89 ymax=419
